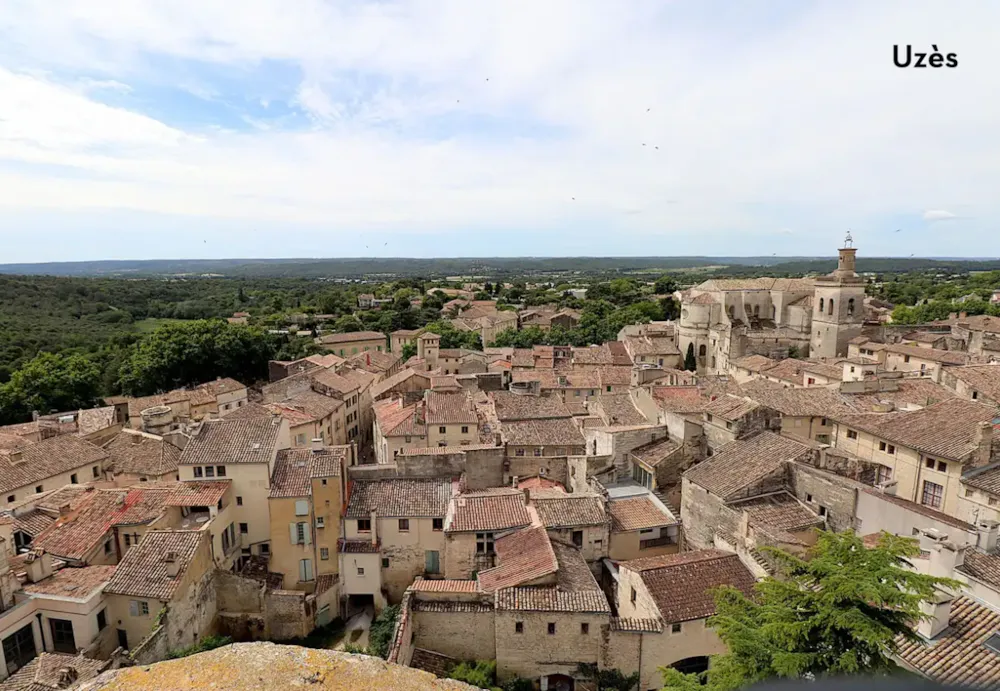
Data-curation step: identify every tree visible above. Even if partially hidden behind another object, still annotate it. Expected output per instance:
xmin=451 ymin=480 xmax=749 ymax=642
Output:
xmin=576 ymin=663 xmax=640 ymax=691
xmin=683 ymin=343 xmax=697 ymax=371
xmin=333 ymin=315 xmax=364 ymax=333
xmin=0 ymin=352 xmax=102 ymax=423
xmin=117 ymin=320 xmax=281 ymax=396
xmin=660 ymin=532 xmax=958 ymax=691
xmin=401 ymin=342 xmax=417 ymax=360
xmin=654 ymin=275 xmax=679 ymax=295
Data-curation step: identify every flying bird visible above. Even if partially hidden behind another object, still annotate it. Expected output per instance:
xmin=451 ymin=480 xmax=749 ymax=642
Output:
xmin=646 ymin=108 xmax=650 ymax=112
xmin=894 ymin=228 xmax=902 ymax=233
xmin=642 ymin=143 xmax=646 ymax=147
xmin=654 ymin=146 xmax=659 ymax=150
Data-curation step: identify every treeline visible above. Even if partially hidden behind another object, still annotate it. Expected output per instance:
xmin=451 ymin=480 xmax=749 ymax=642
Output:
xmin=490 ymin=299 xmax=672 ymax=348
xmin=891 ymin=298 xmax=1000 ymax=324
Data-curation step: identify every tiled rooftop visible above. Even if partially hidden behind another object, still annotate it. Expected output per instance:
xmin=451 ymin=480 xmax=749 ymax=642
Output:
xmin=964 ymin=462 xmax=1000 ymax=496
xmin=703 ymin=395 xmax=760 ymax=421
xmin=0 ymin=653 xmax=108 ymax=691
xmin=447 ymin=488 xmax=531 ymax=533
xmin=895 ymin=596 xmax=1000 ymax=689
xmin=179 ymin=417 xmax=282 ymax=466
xmin=835 ymin=398 xmax=997 ymax=460
xmin=478 ymin=526 xmax=558 ymax=593
xmin=729 ymin=492 xmax=823 ymax=532
xmin=490 ymin=392 xmax=572 ymax=421
xmin=410 ymin=578 xmax=478 ymax=593
xmin=105 ymin=530 xmax=205 ymax=600
xmin=741 ymin=379 xmax=856 ymax=417
xmin=103 ymin=430 xmax=181 ymax=478
xmin=346 ymin=479 xmax=452 ymax=518
xmin=629 ymin=436 xmax=683 ymax=468
xmin=501 ymin=418 xmax=586 ymax=447
xmin=269 ymin=447 xmax=345 ymax=498
xmin=425 ymin=392 xmax=477 ymax=425
xmin=596 ymin=393 xmax=650 ymax=426
xmin=533 ymin=495 xmax=607 ymax=528
xmin=731 ymin=354 xmax=779 ymax=373
xmin=0 ymin=435 xmax=108 ymax=495
xmin=624 ymin=549 xmax=756 ymax=623
xmin=166 ymin=481 xmax=230 ymax=507
xmin=957 ymin=549 xmax=1000 ymax=590
xmin=608 ymin=496 xmax=676 ymax=532
xmin=316 ymin=330 xmax=386 ymax=345
xmin=22 ymin=565 xmax=116 ymax=599
xmin=373 ymin=398 xmax=426 ymax=437
xmin=684 ymin=432 xmax=811 ymax=500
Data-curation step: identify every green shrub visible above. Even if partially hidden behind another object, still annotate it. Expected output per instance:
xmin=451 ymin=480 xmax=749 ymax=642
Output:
xmin=448 ymin=660 xmax=497 ymax=689
xmin=166 ymin=635 xmax=232 ymax=660
xmin=366 ymin=605 xmax=400 ymax=659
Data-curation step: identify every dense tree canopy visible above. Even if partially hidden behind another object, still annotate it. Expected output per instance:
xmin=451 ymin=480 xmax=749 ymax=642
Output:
xmin=661 ymin=532 xmax=956 ymax=691
xmin=0 ymin=352 xmax=102 ymax=423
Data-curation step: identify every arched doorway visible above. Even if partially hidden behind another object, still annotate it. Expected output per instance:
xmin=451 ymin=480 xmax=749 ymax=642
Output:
xmin=543 ymin=673 xmax=574 ymax=691
xmin=671 ymin=656 xmax=710 ymax=676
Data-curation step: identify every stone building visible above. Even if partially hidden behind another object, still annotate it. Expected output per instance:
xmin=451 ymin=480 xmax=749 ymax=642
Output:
xmin=443 ymin=488 xmax=532 ymax=579
xmin=677 ymin=236 xmax=866 ymax=374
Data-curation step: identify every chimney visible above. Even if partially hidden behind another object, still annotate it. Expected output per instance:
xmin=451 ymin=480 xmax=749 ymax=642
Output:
xmin=978 ymin=521 xmax=999 ymax=552
xmin=971 ymin=421 xmax=993 ymax=468
xmin=928 ymin=539 xmax=965 ymax=578
xmin=8 ymin=450 xmax=24 ymax=465
xmin=311 ymin=437 xmax=323 ymax=453
xmin=511 ymin=476 xmax=519 ymax=488
xmin=367 ymin=353 xmax=371 ymax=367
xmin=56 ymin=667 xmax=78 ymax=688
xmin=24 ymin=550 xmax=53 ymax=583
xmin=164 ymin=551 xmax=180 ymax=578
xmin=916 ymin=589 xmax=954 ymax=640
xmin=370 ymin=509 xmax=378 ymax=546
xmin=131 ymin=433 xmax=143 ymax=445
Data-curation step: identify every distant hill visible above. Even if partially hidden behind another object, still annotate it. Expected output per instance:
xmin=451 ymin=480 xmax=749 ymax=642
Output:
xmin=0 ymin=255 xmax=997 ymax=278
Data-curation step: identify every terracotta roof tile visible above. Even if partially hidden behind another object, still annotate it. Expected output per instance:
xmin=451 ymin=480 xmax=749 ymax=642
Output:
xmin=610 ymin=617 xmax=664 ymax=632
xmin=346 ymin=479 xmax=452 ymax=518
xmin=596 ymin=393 xmax=650 ymax=426
xmin=630 ymin=436 xmax=683 ymax=468
xmin=0 ymin=435 xmax=107 ymax=495
xmin=729 ymin=492 xmax=823 ymax=532
xmin=624 ymin=549 xmax=756 ymax=622
xmin=495 ymin=542 xmax=608 ymax=612
xmin=964 ymin=462 xmax=1000 ymax=496
xmin=609 ymin=496 xmax=676 ymax=532
xmin=500 ymin=418 xmax=586 ymax=447
xmin=0 ymin=653 xmax=108 ymax=691
xmin=684 ymin=432 xmax=811 ymax=500
xmin=373 ymin=399 xmax=426 ymax=438
xmin=266 ymin=390 xmax=343 ymax=424
xmin=21 ymin=565 xmax=115 ymax=599
xmin=412 ymin=600 xmax=492 ymax=613
xmin=316 ymin=331 xmax=386 ymax=345
xmin=957 ymin=549 xmax=1000 ymax=589
xmin=490 ymin=392 xmax=572 ymax=421
xmin=337 ymin=538 xmax=380 ymax=553
xmin=947 ymin=364 xmax=1000 ymax=403
xmin=533 ymin=495 xmax=607 ymax=528
xmin=197 ymin=378 xmax=246 ymax=396
xmin=425 ymin=392 xmax=477 ymax=425
xmin=447 ymin=488 xmax=531 ymax=533
xmin=731 ymin=355 xmax=779 ymax=373
xmin=103 ymin=430 xmax=181 ymax=478
xmin=105 ymin=530 xmax=206 ymax=600
xmin=11 ymin=510 xmax=56 ymax=537
xmin=741 ymin=379 xmax=856 ymax=417
xmin=269 ymin=447 xmax=345 ymax=498
xmin=179 ymin=417 xmax=282 ymax=466
xmin=410 ymin=578 xmax=478 ymax=593
xmin=703 ymin=395 xmax=760 ymax=421
xmin=835 ymin=398 xmax=997 ymax=460
xmin=166 ymin=481 xmax=230 ymax=507
xmin=884 ymin=342 xmax=969 ymax=365
xmin=895 ymin=596 xmax=1000 ymax=689
xmin=478 ymin=527 xmax=558 ymax=593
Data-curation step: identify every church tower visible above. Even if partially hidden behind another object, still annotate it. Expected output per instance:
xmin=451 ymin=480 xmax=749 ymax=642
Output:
xmin=809 ymin=232 xmax=866 ymax=358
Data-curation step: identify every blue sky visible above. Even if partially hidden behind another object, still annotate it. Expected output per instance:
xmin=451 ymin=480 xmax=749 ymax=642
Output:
xmin=0 ymin=0 xmax=997 ymax=262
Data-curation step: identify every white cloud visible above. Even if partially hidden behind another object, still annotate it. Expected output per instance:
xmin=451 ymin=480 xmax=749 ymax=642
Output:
xmin=0 ymin=0 xmax=997 ymax=258
xmin=922 ymin=209 xmax=958 ymax=222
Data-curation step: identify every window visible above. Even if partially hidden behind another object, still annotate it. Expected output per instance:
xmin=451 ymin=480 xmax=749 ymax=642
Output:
xmin=461 ymin=426 xmax=469 ymax=434
xmin=93 ymin=466 xmax=99 ymax=478
xmin=876 ymin=466 xmax=893 ymax=485
xmin=632 ymin=463 xmax=653 ymax=490
xmin=990 ymin=498 xmax=998 ymax=507
xmin=357 ymin=567 xmax=365 ymax=576
xmin=381 ymin=558 xmax=390 ymax=568
xmin=926 ymin=458 xmax=936 ymax=469
xmin=581 ymin=623 xmax=589 ymax=634
xmin=404 ymin=436 xmax=411 ymax=443
xmin=515 ymin=449 xmax=525 ymax=457
xmin=316 ymin=516 xmax=325 ymax=529
xmin=398 ymin=519 xmax=410 ymax=531
xmin=320 ymin=547 xmax=330 ymax=560
xmin=358 ymin=519 xmax=371 ymax=532
xmin=97 ymin=609 xmax=107 ymax=631
xmin=237 ymin=496 xmax=243 ymax=506
xmin=828 ymin=298 xmax=834 ymax=315
xmin=476 ymin=532 xmax=495 ymax=554
xmin=439 ymin=426 xmax=446 ymax=434
xmin=240 ymin=523 xmax=248 ymax=534
xmin=888 ymin=445 xmax=895 ymax=455
xmin=3 ymin=624 xmax=37 ymax=675
xmin=205 ymin=466 xmax=215 ymax=478
xmin=299 ymin=558 xmax=314 ymax=582
xmin=806 ymin=494 xmax=813 ymax=503
xmin=35 ymin=486 xmax=42 ymax=494
xmin=848 ymin=298 xmax=855 ymax=316
xmin=572 ymin=530 xmax=583 ymax=547
xmin=672 ymin=623 xmax=682 ymax=633
xmin=726 ymin=421 xmax=733 ymax=430
xmin=295 ymin=434 xmax=307 ymax=446
xmin=819 ymin=506 xmax=827 ymax=517
xmin=425 ymin=550 xmax=440 ymax=574
xmin=321 ymin=479 xmax=327 ymax=486
xmin=104 ymin=540 xmax=112 ymax=555
xmin=534 ymin=448 xmax=542 ymax=457
xmin=819 ymin=298 xmax=824 ymax=312
xmin=50 ymin=618 xmax=76 ymax=654
xmin=6 ymin=495 xmax=13 ymax=503
xmin=879 ymin=441 xmax=886 ymax=451
xmin=129 ymin=600 xmax=149 ymax=617
xmin=699 ymin=344 xmax=706 ymax=357
xmin=259 ymin=543 xmax=270 ymax=555
xmin=938 ymin=460 xmax=947 ymax=472
xmin=547 ymin=623 xmax=556 ymax=635
xmin=124 ymin=534 xmax=132 ymax=547
xmin=433 ymin=518 xmax=444 ymax=531
xmin=216 ymin=466 xmax=226 ymax=477
xmin=630 ymin=587 xmax=637 ymax=604
xmin=606 ymin=385 xmax=612 ymax=392
xmin=846 ymin=429 xmax=858 ymax=440
xmin=194 ymin=467 xmax=203 ymax=478
xmin=904 ymin=355 xmax=911 ymax=363
xmin=922 ymin=481 xmax=944 ymax=509
xmin=295 ymin=500 xmax=309 ymax=516
xmin=70 ymin=473 xmax=78 ymax=484
xmin=966 ymin=488 xmax=975 ymax=498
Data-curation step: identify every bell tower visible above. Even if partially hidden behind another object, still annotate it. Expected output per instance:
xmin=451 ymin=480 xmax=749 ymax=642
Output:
xmin=809 ymin=232 xmax=866 ymax=358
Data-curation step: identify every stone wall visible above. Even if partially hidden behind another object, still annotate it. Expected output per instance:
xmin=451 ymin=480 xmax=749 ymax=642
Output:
xmin=494 ymin=611 xmax=606 ymax=682
xmin=387 ymin=590 xmax=415 ymax=666
xmin=215 ymin=570 xmax=266 ymax=613
xmin=162 ymin=569 xmax=218 ymax=655
xmin=584 ymin=426 xmax=668 ymax=479
xmin=265 ymin=590 xmax=312 ymax=641
xmin=507 ymin=455 xmax=567 ymax=487
xmin=412 ymin=606 xmax=496 ymax=661
xmin=600 ymin=629 xmax=641 ymax=680
xmin=788 ymin=462 xmax=864 ymax=533
xmin=129 ymin=625 xmax=168 ymax=666
xmin=213 ymin=570 xmax=312 ymax=641
xmin=347 ymin=446 xmax=504 ymax=490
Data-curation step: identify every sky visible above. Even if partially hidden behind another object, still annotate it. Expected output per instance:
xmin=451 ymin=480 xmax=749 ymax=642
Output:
xmin=0 ymin=0 xmax=997 ymax=262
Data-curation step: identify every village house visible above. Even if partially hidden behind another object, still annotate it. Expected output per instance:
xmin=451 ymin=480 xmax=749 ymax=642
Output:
xmin=621 ymin=334 xmax=682 ymax=369
xmin=530 ymin=488 xmax=610 ymax=564
xmin=737 ymin=380 xmax=852 ymax=444
xmin=939 ymin=364 xmax=1000 ymax=406
xmin=178 ymin=416 xmax=290 ymax=565
xmin=373 ymin=391 xmax=480 ymax=463
xmin=612 ymin=550 xmax=756 ymax=689
xmin=103 ymin=529 xmax=215 ymax=654
xmin=828 ymin=398 xmax=996 ymax=518
xmin=390 ymin=329 xmax=423 ymax=354
xmin=315 ymin=331 xmax=387 ymax=357
xmin=258 ymin=390 xmax=346 ymax=448
xmin=606 ymin=483 xmax=681 ymax=561
xmin=267 ymin=444 xmax=349 ymax=615
xmin=510 ymin=370 xmax=601 ymax=408
xmin=345 ymin=349 xmax=403 ymax=380
xmin=0 ymin=436 xmax=108 ymax=507
xmin=342 ymin=478 xmax=454 ymax=603
xmin=443 ymin=488 xmax=532 ymax=579
xmin=700 ymin=394 xmax=780 ymax=455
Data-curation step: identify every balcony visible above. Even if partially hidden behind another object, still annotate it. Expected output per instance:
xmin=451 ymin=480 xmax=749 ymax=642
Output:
xmin=639 ymin=535 xmax=677 ymax=550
